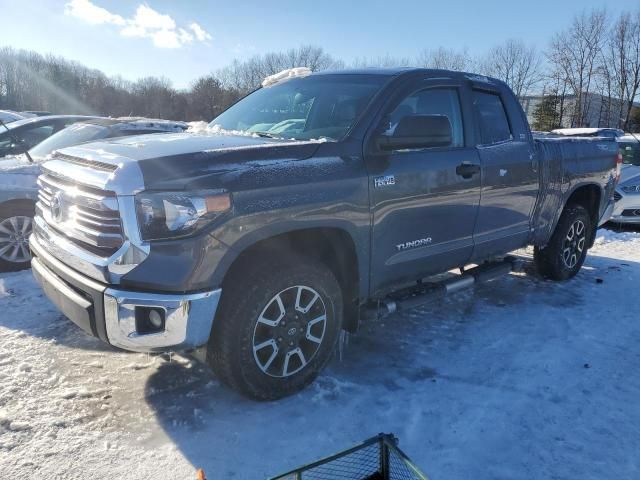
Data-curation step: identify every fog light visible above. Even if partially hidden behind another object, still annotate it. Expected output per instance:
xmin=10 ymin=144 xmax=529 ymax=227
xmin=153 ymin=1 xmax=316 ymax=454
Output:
xmin=149 ymin=309 xmax=163 ymax=328
xmin=135 ymin=307 xmax=166 ymax=334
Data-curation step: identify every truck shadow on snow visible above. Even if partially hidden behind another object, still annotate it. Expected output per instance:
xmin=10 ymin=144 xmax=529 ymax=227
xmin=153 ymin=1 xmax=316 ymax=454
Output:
xmin=0 ymin=270 xmax=116 ymax=352
xmin=143 ymin=245 xmax=639 ymax=478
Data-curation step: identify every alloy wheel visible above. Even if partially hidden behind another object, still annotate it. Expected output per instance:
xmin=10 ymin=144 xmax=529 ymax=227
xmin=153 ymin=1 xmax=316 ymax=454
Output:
xmin=561 ymin=219 xmax=586 ymax=269
xmin=0 ymin=216 xmax=33 ymax=264
xmin=252 ymin=285 xmax=328 ymax=378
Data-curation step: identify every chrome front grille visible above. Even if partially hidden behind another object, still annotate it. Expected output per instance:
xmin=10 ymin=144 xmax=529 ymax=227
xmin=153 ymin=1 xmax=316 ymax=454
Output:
xmin=36 ymin=172 xmax=124 ymax=256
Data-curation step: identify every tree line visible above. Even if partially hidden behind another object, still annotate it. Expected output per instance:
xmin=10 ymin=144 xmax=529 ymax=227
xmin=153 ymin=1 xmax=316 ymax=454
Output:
xmin=0 ymin=7 xmax=638 ymax=131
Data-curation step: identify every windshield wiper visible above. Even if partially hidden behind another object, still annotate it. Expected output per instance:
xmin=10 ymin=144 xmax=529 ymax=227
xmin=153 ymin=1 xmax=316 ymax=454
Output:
xmin=253 ymin=131 xmax=280 ymax=139
xmin=0 ymin=119 xmax=34 ymax=163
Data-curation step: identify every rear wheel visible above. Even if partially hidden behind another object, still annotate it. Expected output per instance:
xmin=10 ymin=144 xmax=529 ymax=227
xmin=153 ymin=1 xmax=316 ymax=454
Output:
xmin=207 ymin=256 xmax=343 ymax=400
xmin=0 ymin=202 xmax=35 ymax=272
xmin=534 ymin=204 xmax=591 ymax=281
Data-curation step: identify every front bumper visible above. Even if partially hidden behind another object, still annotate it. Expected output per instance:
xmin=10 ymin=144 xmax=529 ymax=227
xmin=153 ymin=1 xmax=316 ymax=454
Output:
xmin=30 ymin=234 xmax=221 ymax=353
xmin=610 ymin=191 xmax=640 ymax=224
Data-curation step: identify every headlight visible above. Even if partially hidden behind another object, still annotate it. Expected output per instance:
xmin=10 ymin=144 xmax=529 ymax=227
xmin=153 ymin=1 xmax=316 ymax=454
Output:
xmin=621 ymin=184 xmax=640 ymax=194
xmin=135 ymin=190 xmax=231 ymax=240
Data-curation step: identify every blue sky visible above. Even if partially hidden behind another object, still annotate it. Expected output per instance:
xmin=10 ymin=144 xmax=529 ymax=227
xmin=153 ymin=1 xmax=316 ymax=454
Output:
xmin=2 ymin=0 xmax=637 ymax=88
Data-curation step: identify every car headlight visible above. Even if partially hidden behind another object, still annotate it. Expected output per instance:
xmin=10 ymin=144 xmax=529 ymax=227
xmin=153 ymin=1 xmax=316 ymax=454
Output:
xmin=135 ymin=190 xmax=231 ymax=240
xmin=621 ymin=184 xmax=640 ymax=194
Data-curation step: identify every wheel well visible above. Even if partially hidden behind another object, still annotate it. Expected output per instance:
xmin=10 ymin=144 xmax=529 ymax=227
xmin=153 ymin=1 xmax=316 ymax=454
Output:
xmin=565 ymin=184 xmax=601 ymax=246
xmin=223 ymin=228 xmax=361 ymax=332
xmin=0 ymin=199 xmax=36 ymax=217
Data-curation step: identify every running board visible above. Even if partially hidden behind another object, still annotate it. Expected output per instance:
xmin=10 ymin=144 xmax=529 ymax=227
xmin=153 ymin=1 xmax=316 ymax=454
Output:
xmin=369 ymin=256 xmax=523 ymax=318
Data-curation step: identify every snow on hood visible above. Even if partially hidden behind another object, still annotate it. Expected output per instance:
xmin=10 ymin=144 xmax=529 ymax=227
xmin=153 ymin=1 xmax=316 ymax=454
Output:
xmin=186 ymin=121 xmax=330 ymax=143
xmin=0 ymin=154 xmax=40 ymax=191
xmin=261 ymin=67 xmax=312 ymax=87
xmin=0 ymin=154 xmax=39 ymax=174
xmin=186 ymin=122 xmax=261 ymax=137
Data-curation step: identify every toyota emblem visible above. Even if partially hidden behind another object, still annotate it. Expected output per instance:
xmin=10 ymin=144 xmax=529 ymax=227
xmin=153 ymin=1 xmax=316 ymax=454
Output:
xmin=50 ymin=192 xmax=64 ymax=222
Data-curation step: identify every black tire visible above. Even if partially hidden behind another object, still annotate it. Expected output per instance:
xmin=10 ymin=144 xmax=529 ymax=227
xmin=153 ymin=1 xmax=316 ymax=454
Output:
xmin=0 ymin=202 xmax=35 ymax=273
xmin=207 ymin=255 xmax=343 ymax=400
xmin=534 ymin=204 xmax=591 ymax=281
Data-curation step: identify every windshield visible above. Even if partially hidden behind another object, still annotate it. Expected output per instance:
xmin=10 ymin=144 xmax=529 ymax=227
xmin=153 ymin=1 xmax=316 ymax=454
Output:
xmin=29 ymin=123 xmax=109 ymax=161
xmin=619 ymin=139 xmax=640 ymax=166
xmin=209 ymin=74 xmax=386 ymax=141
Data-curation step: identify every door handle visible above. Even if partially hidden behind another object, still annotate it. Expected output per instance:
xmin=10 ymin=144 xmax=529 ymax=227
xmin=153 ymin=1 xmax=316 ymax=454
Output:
xmin=456 ymin=163 xmax=481 ymax=179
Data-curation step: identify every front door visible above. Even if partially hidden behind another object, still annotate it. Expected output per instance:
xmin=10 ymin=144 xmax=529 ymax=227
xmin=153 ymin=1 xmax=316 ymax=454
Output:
xmin=366 ymin=82 xmax=481 ymax=295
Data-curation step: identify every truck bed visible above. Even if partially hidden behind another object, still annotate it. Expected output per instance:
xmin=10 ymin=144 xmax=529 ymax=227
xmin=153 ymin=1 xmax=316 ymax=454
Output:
xmin=532 ymin=135 xmax=618 ymax=245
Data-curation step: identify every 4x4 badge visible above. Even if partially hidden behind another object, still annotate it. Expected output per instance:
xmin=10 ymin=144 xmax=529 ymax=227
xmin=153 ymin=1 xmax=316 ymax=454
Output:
xmin=374 ymin=175 xmax=395 ymax=188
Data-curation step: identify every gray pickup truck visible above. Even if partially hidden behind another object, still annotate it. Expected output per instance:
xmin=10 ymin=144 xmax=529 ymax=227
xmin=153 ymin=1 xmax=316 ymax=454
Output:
xmin=29 ymin=68 xmax=621 ymax=400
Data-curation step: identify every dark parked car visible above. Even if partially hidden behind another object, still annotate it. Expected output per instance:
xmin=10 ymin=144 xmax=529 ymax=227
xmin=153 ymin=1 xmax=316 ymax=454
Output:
xmin=30 ymin=68 xmax=620 ymax=400
xmin=0 ymin=115 xmax=97 ymax=159
xmin=0 ymin=117 xmax=188 ymax=271
xmin=0 ymin=110 xmax=26 ymax=124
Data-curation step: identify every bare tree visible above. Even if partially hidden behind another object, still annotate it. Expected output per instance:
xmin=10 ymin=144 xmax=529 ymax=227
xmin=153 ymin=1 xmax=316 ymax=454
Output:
xmin=548 ymin=9 xmax=608 ymax=127
xmin=606 ymin=10 xmax=640 ymax=129
xmin=416 ymin=47 xmax=472 ymax=71
xmin=480 ymin=39 xmax=541 ymax=98
xmin=350 ymin=54 xmax=411 ymax=69
xmin=217 ymin=45 xmax=341 ymax=92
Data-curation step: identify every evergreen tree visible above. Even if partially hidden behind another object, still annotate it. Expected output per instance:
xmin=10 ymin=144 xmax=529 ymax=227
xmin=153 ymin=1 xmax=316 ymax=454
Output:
xmin=532 ymin=95 xmax=561 ymax=131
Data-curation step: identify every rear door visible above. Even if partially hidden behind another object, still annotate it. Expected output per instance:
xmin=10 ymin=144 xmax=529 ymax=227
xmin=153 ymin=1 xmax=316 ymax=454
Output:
xmin=470 ymin=88 xmax=539 ymax=259
xmin=366 ymin=77 xmax=482 ymax=294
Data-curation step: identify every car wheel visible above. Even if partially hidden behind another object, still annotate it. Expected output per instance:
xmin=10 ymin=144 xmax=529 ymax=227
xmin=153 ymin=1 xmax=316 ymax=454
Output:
xmin=534 ymin=204 xmax=591 ymax=281
xmin=207 ymin=256 xmax=343 ymax=400
xmin=0 ymin=202 xmax=35 ymax=272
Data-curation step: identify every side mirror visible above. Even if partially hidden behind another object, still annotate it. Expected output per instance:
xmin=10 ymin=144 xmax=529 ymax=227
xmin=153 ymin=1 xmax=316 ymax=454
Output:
xmin=377 ymin=114 xmax=452 ymax=151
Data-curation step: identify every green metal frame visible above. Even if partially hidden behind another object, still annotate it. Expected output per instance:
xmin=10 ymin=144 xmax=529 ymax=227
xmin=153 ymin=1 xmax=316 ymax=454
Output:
xmin=269 ymin=433 xmax=429 ymax=480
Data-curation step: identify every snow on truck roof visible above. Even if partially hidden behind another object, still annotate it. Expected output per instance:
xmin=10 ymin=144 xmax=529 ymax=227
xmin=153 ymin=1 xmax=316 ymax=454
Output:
xmin=261 ymin=67 xmax=312 ymax=87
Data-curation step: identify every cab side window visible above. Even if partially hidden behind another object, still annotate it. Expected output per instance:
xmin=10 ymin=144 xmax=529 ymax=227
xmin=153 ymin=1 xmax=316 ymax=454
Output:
xmin=473 ymin=91 xmax=512 ymax=145
xmin=387 ymin=88 xmax=464 ymax=148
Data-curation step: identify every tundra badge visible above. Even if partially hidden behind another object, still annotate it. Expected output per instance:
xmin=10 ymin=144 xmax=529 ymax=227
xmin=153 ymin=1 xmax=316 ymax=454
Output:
xmin=396 ymin=237 xmax=433 ymax=251
xmin=374 ymin=175 xmax=396 ymax=188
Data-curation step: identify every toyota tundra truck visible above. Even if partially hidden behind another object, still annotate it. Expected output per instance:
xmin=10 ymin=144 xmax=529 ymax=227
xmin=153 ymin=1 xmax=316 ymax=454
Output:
xmin=29 ymin=68 xmax=621 ymax=400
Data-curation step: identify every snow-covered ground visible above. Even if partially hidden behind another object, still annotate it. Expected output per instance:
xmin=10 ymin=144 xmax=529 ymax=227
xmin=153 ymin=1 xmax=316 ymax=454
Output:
xmin=1 ymin=228 xmax=639 ymax=479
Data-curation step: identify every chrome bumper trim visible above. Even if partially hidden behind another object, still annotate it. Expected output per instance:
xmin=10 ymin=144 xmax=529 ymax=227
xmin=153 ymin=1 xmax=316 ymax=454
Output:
xmin=104 ymin=287 xmax=221 ymax=353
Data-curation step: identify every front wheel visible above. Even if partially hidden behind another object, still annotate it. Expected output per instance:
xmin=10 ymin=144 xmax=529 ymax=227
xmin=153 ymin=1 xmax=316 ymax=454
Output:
xmin=534 ymin=204 xmax=592 ymax=281
xmin=0 ymin=202 xmax=35 ymax=272
xmin=207 ymin=256 xmax=343 ymax=400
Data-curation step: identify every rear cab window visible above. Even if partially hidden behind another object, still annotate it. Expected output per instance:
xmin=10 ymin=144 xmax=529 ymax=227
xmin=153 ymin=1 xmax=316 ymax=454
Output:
xmin=472 ymin=90 xmax=512 ymax=145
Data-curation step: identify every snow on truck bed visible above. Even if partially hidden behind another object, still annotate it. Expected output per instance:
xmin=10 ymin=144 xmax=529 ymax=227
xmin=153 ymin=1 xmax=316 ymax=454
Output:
xmin=1 ymin=229 xmax=640 ymax=479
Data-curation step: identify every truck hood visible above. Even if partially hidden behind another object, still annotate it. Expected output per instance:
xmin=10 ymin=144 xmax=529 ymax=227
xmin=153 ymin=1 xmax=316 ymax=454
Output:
xmin=51 ymin=131 xmax=326 ymax=191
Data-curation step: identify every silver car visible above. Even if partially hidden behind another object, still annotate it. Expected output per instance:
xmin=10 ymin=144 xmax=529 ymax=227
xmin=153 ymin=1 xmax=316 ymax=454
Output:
xmin=0 ymin=117 xmax=187 ymax=271
xmin=611 ymin=135 xmax=640 ymax=225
